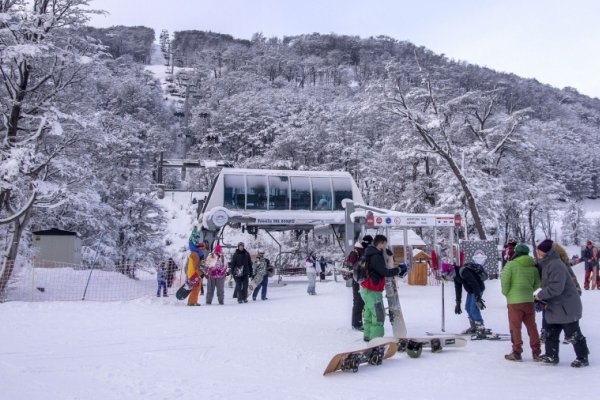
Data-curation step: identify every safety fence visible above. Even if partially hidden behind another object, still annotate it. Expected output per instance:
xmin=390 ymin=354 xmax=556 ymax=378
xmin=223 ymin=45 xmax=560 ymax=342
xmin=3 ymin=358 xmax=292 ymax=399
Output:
xmin=1 ymin=259 xmax=188 ymax=302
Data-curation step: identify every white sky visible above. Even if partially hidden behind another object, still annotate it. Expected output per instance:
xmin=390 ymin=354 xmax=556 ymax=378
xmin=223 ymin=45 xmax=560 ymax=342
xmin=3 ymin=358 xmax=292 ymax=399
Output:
xmin=88 ymin=0 xmax=600 ymax=99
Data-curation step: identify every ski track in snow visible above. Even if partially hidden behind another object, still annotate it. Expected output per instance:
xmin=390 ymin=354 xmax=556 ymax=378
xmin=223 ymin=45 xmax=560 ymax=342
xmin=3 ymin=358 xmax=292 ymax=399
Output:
xmin=1 ymin=272 xmax=599 ymax=400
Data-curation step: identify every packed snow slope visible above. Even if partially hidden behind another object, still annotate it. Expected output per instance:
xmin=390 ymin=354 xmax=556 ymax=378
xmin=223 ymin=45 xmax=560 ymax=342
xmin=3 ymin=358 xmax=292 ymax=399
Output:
xmin=1 ymin=265 xmax=598 ymax=400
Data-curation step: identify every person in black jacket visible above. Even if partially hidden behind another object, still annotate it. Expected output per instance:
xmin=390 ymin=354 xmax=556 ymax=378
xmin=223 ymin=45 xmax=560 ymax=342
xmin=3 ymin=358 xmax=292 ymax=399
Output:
xmin=454 ymin=263 xmax=487 ymax=335
xmin=230 ymin=242 xmax=253 ymax=304
xmin=360 ymin=234 xmax=401 ymax=341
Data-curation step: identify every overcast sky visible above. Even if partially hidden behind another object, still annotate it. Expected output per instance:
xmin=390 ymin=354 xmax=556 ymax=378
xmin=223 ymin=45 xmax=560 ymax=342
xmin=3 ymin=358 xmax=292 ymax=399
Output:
xmin=88 ymin=0 xmax=600 ymax=99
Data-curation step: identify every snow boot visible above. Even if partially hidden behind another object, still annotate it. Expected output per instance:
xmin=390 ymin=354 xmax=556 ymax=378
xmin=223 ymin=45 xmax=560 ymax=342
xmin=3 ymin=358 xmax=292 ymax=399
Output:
xmin=473 ymin=321 xmax=487 ymax=339
xmin=504 ymin=351 xmax=522 ymax=362
xmin=538 ymin=354 xmax=559 ymax=365
xmin=539 ymin=328 xmax=547 ymax=344
xmin=461 ymin=319 xmax=477 ymax=335
xmin=571 ymin=357 xmax=589 ymax=368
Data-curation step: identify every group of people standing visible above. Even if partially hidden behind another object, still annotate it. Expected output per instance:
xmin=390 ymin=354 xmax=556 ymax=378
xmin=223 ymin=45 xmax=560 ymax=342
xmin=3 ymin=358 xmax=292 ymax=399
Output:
xmin=495 ymin=239 xmax=589 ymax=367
xmin=342 ymin=233 xmax=591 ymax=368
xmin=161 ymin=226 xmax=273 ymax=306
xmin=344 ymin=234 xmax=403 ymax=340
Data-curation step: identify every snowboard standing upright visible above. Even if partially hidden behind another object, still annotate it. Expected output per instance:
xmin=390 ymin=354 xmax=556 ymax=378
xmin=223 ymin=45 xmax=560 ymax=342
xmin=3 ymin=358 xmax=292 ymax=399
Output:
xmin=384 ymin=249 xmax=407 ymax=338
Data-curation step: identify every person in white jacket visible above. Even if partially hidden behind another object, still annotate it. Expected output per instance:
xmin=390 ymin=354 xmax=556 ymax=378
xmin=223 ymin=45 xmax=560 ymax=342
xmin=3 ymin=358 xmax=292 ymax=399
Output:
xmin=305 ymin=249 xmax=318 ymax=295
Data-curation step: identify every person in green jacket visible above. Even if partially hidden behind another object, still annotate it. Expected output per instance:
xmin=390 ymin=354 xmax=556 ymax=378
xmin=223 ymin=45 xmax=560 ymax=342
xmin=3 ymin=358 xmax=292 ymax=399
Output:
xmin=501 ymin=243 xmax=541 ymax=362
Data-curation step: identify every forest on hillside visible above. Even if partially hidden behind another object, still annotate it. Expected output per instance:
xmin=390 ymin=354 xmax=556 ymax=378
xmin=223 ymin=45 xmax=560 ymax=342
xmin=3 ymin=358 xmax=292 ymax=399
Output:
xmin=2 ymin=1 xmax=600 ymax=292
xmin=167 ymin=29 xmax=600 ymax=244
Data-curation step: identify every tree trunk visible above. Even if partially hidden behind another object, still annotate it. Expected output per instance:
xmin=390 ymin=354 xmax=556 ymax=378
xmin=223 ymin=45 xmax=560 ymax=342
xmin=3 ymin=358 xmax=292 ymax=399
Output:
xmin=529 ymin=208 xmax=538 ymax=262
xmin=443 ymin=152 xmax=487 ymax=240
xmin=0 ymin=207 xmax=32 ymax=297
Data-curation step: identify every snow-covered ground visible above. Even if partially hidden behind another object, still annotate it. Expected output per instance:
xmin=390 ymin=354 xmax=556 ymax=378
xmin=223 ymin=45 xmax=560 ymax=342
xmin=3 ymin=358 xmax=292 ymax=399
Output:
xmin=1 ymin=268 xmax=598 ymax=400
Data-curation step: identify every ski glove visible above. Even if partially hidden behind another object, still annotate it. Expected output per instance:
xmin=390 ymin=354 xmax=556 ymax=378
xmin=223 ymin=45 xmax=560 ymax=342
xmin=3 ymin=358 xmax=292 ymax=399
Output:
xmin=454 ymin=301 xmax=462 ymax=315
xmin=534 ymin=300 xmax=547 ymax=313
xmin=398 ymin=263 xmax=408 ymax=278
xmin=475 ymin=297 xmax=486 ymax=310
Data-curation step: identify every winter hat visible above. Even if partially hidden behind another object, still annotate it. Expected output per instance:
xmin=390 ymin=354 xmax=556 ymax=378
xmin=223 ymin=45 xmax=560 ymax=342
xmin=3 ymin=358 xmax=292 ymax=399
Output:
xmin=214 ymin=244 xmax=222 ymax=254
xmin=354 ymin=242 xmax=363 ymax=249
xmin=587 ymin=240 xmax=593 ymax=246
xmin=537 ymin=239 xmax=554 ymax=253
xmin=514 ymin=243 xmax=530 ymax=256
xmin=238 ymin=242 xmax=245 ymax=247
xmin=362 ymin=235 xmax=374 ymax=244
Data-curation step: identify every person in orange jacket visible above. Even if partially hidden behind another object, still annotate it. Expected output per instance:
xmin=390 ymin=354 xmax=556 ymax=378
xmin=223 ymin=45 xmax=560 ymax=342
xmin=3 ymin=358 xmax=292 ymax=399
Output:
xmin=187 ymin=250 xmax=204 ymax=306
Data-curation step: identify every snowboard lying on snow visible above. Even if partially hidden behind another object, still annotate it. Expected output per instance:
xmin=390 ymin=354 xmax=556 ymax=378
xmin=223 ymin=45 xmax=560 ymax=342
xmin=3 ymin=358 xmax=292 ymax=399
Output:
xmin=426 ymin=331 xmax=511 ymax=341
xmin=323 ymin=340 xmax=398 ymax=375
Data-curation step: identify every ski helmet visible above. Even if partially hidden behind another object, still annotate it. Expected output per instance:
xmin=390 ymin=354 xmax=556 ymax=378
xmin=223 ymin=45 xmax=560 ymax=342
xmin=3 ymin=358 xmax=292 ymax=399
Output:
xmin=406 ymin=340 xmax=423 ymax=358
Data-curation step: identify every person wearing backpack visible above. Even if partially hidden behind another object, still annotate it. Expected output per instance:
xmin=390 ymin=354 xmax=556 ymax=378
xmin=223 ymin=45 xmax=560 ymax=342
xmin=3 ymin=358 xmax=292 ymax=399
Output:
xmin=360 ymin=234 xmax=401 ymax=341
xmin=346 ymin=241 xmax=365 ymax=331
xmin=501 ymin=243 xmax=541 ymax=362
xmin=453 ymin=262 xmax=487 ymax=336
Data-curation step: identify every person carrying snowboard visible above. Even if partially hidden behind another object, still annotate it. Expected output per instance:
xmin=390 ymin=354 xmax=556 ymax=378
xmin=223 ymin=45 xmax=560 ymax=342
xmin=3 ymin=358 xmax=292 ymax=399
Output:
xmin=360 ymin=234 xmax=400 ymax=342
xmin=186 ymin=250 xmax=203 ymax=306
xmin=251 ymin=250 xmax=272 ymax=301
xmin=453 ymin=261 xmax=487 ymax=336
xmin=501 ymin=243 xmax=541 ymax=361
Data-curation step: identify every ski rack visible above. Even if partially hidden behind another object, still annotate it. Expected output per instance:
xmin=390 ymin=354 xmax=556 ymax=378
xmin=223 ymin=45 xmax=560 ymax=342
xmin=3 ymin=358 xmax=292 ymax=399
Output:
xmin=342 ymin=200 xmax=462 ymax=332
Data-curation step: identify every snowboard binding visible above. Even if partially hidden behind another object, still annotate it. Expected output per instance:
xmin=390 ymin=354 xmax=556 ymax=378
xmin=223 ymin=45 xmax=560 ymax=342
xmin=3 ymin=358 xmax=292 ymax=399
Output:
xmin=340 ymin=354 xmax=361 ymax=373
xmin=367 ymin=346 xmax=385 ymax=366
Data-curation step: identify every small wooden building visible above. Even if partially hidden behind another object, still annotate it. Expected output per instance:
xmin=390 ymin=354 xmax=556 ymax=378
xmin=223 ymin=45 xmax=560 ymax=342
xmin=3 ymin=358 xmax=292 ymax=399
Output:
xmin=408 ymin=249 xmax=431 ymax=286
xmin=32 ymin=228 xmax=82 ymax=267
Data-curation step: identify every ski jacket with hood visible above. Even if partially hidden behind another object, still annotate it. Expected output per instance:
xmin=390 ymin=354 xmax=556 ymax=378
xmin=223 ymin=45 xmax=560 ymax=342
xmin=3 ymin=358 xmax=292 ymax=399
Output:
xmin=361 ymin=245 xmax=399 ymax=292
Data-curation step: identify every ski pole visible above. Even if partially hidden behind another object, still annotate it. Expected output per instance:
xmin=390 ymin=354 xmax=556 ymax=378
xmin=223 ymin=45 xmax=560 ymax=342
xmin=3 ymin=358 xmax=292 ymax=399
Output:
xmin=441 ymin=277 xmax=445 ymax=332
xmin=82 ymin=233 xmax=104 ymax=301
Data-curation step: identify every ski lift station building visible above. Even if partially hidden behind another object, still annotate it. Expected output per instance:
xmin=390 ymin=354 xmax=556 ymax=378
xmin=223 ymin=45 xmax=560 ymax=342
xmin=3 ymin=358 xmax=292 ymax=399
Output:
xmin=199 ymin=168 xmax=364 ymax=240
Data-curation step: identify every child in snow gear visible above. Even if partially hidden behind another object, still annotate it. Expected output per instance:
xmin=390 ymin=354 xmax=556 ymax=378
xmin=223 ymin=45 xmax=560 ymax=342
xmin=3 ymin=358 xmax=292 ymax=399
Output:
xmin=252 ymin=250 xmax=272 ymax=300
xmin=305 ymin=249 xmax=318 ymax=295
xmin=345 ymin=241 xmax=366 ymax=331
xmin=359 ymin=235 xmax=401 ymax=341
xmin=157 ymin=264 xmax=168 ymax=297
xmin=231 ymin=242 xmax=252 ymax=303
xmin=501 ymin=243 xmax=541 ymax=361
xmin=535 ymin=239 xmax=590 ymax=367
xmin=453 ymin=262 xmax=487 ymax=336
xmin=205 ymin=244 xmax=227 ymax=305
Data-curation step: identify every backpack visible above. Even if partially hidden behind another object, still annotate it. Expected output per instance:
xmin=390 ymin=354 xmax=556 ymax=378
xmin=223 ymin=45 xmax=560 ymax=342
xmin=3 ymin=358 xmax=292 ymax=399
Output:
xmin=461 ymin=262 xmax=488 ymax=282
xmin=352 ymin=255 xmax=369 ymax=284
